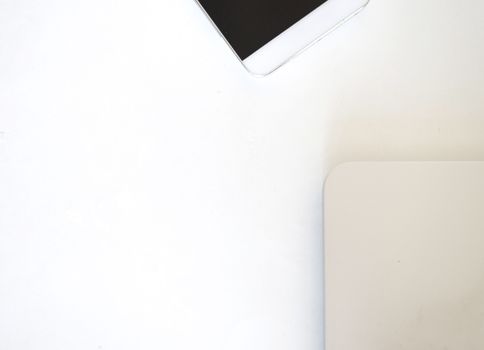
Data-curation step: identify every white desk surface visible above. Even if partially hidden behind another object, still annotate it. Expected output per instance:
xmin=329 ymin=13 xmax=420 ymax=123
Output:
xmin=0 ymin=0 xmax=483 ymax=349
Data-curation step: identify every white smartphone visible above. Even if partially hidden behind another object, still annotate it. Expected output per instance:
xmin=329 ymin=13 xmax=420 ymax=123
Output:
xmin=194 ymin=0 xmax=369 ymax=76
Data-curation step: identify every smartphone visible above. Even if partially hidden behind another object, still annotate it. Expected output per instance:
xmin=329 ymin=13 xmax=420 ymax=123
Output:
xmin=195 ymin=0 xmax=369 ymax=75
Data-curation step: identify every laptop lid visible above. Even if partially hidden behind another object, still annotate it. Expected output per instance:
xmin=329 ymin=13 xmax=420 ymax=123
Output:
xmin=324 ymin=162 xmax=484 ymax=350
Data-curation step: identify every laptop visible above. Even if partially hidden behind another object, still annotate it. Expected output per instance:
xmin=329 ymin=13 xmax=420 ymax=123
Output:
xmin=324 ymin=162 xmax=484 ymax=350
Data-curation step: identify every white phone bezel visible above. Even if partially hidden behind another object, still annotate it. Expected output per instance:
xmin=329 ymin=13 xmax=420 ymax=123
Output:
xmin=194 ymin=0 xmax=369 ymax=76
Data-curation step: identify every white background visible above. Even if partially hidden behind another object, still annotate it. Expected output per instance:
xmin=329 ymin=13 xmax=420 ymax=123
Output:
xmin=0 ymin=0 xmax=483 ymax=349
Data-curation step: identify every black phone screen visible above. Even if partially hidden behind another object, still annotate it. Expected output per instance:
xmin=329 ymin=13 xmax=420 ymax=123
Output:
xmin=197 ymin=0 xmax=328 ymax=60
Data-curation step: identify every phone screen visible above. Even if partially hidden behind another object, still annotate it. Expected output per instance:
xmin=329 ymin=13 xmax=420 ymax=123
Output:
xmin=197 ymin=0 xmax=329 ymax=60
